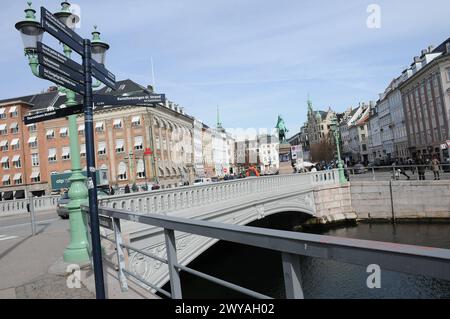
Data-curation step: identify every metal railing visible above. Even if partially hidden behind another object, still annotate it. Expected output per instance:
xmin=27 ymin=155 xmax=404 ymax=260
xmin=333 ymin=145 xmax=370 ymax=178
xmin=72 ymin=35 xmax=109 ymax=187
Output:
xmin=82 ymin=205 xmax=450 ymax=299
xmin=346 ymin=164 xmax=450 ymax=181
xmin=0 ymin=195 xmax=59 ymax=215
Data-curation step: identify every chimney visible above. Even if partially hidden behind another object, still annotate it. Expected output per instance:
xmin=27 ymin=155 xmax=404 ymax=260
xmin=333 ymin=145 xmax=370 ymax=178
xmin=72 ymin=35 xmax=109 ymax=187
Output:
xmin=421 ymin=49 xmax=428 ymax=56
xmin=414 ymin=56 xmax=421 ymax=63
xmin=47 ymin=86 xmax=58 ymax=92
xmin=428 ymin=45 xmax=434 ymax=52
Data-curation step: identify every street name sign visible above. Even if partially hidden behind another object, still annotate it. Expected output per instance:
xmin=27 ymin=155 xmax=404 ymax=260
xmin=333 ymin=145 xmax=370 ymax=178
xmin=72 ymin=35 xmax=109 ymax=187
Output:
xmin=41 ymin=7 xmax=84 ymax=56
xmin=91 ymin=58 xmax=116 ymax=83
xmin=93 ymin=94 xmax=166 ymax=107
xmin=91 ymin=67 xmax=116 ymax=90
xmin=38 ymin=54 xmax=85 ymax=84
xmin=24 ymin=104 xmax=84 ymax=125
xmin=37 ymin=42 xmax=84 ymax=75
xmin=39 ymin=66 xmax=85 ymax=95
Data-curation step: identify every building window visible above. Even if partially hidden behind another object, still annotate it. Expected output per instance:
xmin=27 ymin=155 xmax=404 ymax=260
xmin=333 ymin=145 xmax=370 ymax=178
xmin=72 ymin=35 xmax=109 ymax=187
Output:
xmin=95 ymin=122 xmax=104 ymax=133
xmin=78 ymin=125 xmax=84 ymax=136
xmin=80 ymin=144 xmax=86 ymax=157
xmin=60 ymin=127 xmax=68 ymax=137
xmin=12 ymin=156 xmax=21 ymax=168
xmin=14 ymin=175 xmax=22 ymax=185
xmin=0 ymin=141 xmax=8 ymax=152
xmin=0 ymin=125 xmax=7 ymax=135
xmin=3 ymin=176 xmax=10 ymax=186
xmin=113 ymin=119 xmax=123 ymax=129
xmin=10 ymin=123 xmax=19 ymax=134
xmin=46 ymin=129 xmax=55 ymax=139
xmin=11 ymin=139 xmax=19 ymax=150
xmin=28 ymin=136 xmax=38 ymax=148
xmin=28 ymin=124 xmax=37 ymax=132
xmin=61 ymin=147 xmax=71 ymax=160
xmin=98 ymin=142 xmax=106 ymax=156
xmin=132 ymin=116 xmax=141 ymax=127
xmin=1 ymin=157 xmax=9 ymax=169
xmin=118 ymin=162 xmax=127 ymax=181
xmin=9 ymin=107 xmax=18 ymax=117
xmin=0 ymin=109 xmax=5 ymax=119
xmin=31 ymin=153 xmax=39 ymax=167
xmin=31 ymin=172 xmax=40 ymax=183
xmin=48 ymin=148 xmax=57 ymax=163
xmin=134 ymin=136 xmax=143 ymax=151
xmin=116 ymin=139 xmax=124 ymax=153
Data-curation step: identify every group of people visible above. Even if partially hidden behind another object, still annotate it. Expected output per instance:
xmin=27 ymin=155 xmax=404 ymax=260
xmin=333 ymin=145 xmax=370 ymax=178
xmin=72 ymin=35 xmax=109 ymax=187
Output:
xmin=392 ymin=155 xmax=441 ymax=181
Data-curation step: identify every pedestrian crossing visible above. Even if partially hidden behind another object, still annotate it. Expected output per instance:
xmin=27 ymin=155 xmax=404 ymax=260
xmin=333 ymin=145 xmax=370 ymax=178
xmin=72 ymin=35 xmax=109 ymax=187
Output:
xmin=0 ymin=234 xmax=18 ymax=242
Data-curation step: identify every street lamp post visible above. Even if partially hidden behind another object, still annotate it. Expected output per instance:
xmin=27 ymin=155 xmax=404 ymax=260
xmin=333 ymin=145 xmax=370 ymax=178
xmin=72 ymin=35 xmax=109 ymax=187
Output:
xmin=330 ymin=115 xmax=347 ymax=184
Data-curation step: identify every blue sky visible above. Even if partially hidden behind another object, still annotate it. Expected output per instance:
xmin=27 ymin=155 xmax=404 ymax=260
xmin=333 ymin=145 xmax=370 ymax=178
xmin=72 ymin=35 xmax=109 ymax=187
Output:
xmin=1 ymin=0 xmax=449 ymax=137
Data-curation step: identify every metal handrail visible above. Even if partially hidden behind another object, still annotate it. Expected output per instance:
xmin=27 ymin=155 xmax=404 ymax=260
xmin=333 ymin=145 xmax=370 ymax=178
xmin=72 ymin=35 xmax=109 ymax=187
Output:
xmin=82 ymin=205 xmax=450 ymax=299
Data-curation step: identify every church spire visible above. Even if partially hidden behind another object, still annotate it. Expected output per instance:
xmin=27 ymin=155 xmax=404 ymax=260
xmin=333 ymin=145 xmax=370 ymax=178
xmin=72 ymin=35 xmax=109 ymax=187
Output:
xmin=216 ymin=105 xmax=223 ymax=129
xmin=307 ymin=94 xmax=314 ymax=116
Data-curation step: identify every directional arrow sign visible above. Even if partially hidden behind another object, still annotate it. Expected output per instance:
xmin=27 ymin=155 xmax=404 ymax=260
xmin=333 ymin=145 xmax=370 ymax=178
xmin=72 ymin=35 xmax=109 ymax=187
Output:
xmin=37 ymin=42 xmax=84 ymax=75
xmin=93 ymin=94 xmax=166 ymax=107
xmin=91 ymin=58 xmax=116 ymax=83
xmin=39 ymin=66 xmax=85 ymax=95
xmin=92 ymin=68 xmax=116 ymax=90
xmin=38 ymin=54 xmax=85 ymax=84
xmin=41 ymin=7 xmax=84 ymax=56
xmin=24 ymin=104 xmax=84 ymax=125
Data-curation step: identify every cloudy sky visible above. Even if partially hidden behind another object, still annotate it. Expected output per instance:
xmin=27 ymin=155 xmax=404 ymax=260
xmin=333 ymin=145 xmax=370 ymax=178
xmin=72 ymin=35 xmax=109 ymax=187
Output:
xmin=1 ymin=0 xmax=449 ymax=136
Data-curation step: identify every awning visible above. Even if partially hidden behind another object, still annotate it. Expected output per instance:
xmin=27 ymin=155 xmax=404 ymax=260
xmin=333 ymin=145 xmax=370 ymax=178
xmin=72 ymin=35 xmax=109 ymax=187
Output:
xmin=0 ymin=124 xmax=6 ymax=130
xmin=11 ymin=139 xmax=19 ymax=146
xmin=60 ymin=127 xmax=68 ymax=135
xmin=118 ymin=163 xmax=127 ymax=175
xmin=95 ymin=122 xmax=104 ymax=129
xmin=46 ymin=129 xmax=54 ymax=136
xmin=28 ymin=136 xmax=37 ymax=143
xmin=98 ymin=142 xmax=106 ymax=152
xmin=116 ymin=140 xmax=124 ymax=149
xmin=136 ymin=160 xmax=145 ymax=173
xmin=9 ymin=122 xmax=18 ymax=129
xmin=30 ymin=171 xmax=40 ymax=179
xmin=12 ymin=155 xmax=20 ymax=162
xmin=0 ymin=140 xmax=7 ymax=147
xmin=132 ymin=116 xmax=140 ymax=124
xmin=1 ymin=156 xmax=8 ymax=163
xmin=61 ymin=148 xmax=70 ymax=157
xmin=14 ymin=190 xmax=25 ymax=199
xmin=13 ymin=173 xmax=22 ymax=181
xmin=0 ymin=108 xmax=5 ymax=115
xmin=9 ymin=106 xmax=17 ymax=113
xmin=134 ymin=136 xmax=143 ymax=147
xmin=48 ymin=149 xmax=56 ymax=158
xmin=2 ymin=175 xmax=10 ymax=182
xmin=78 ymin=124 xmax=84 ymax=132
xmin=113 ymin=119 xmax=122 ymax=126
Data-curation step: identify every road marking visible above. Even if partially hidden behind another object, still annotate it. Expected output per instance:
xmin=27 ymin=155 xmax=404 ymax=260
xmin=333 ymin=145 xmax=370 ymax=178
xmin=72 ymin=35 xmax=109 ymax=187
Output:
xmin=0 ymin=235 xmax=18 ymax=241
xmin=0 ymin=218 xmax=60 ymax=231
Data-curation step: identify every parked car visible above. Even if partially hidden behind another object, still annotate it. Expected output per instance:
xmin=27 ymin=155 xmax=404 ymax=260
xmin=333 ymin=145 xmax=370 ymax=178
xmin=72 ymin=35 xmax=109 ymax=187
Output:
xmin=193 ymin=178 xmax=212 ymax=185
xmin=57 ymin=188 xmax=110 ymax=219
xmin=353 ymin=163 xmax=367 ymax=174
xmin=443 ymin=158 xmax=450 ymax=172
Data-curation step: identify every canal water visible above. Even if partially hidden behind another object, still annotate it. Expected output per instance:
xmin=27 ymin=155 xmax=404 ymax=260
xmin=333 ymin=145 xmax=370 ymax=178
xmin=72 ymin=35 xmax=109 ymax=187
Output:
xmin=172 ymin=213 xmax=450 ymax=299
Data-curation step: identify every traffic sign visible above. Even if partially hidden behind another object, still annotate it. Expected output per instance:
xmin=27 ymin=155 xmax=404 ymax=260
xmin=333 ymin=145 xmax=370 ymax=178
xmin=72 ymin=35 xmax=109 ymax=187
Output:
xmin=93 ymin=94 xmax=166 ymax=107
xmin=24 ymin=104 xmax=84 ymax=125
xmin=144 ymin=148 xmax=153 ymax=155
xmin=39 ymin=66 xmax=85 ymax=95
xmin=37 ymin=42 xmax=84 ymax=75
xmin=41 ymin=7 xmax=84 ymax=56
xmin=91 ymin=67 xmax=116 ymax=90
xmin=91 ymin=58 xmax=116 ymax=83
xmin=38 ymin=54 xmax=85 ymax=84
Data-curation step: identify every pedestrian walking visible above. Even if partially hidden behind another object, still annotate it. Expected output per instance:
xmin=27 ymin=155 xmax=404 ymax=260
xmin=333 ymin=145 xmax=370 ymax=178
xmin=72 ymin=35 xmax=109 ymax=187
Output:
xmin=124 ymin=184 xmax=131 ymax=194
xmin=109 ymin=185 xmax=115 ymax=195
xmin=431 ymin=156 xmax=440 ymax=180
xmin=417 ymin=157 xmax=426 ymax=180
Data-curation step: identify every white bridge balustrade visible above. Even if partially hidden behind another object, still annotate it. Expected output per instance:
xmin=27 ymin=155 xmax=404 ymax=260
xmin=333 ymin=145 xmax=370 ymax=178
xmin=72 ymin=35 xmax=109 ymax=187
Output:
xmin=0 ymin=196 xmax=59 ymax=216
xmin=96 ymin=170 xmax=346 ymax=292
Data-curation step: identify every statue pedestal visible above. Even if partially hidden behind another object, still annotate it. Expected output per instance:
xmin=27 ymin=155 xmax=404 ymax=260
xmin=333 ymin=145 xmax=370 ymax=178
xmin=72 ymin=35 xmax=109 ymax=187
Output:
xmin=278 ymin=143 xmax=294 ymax=175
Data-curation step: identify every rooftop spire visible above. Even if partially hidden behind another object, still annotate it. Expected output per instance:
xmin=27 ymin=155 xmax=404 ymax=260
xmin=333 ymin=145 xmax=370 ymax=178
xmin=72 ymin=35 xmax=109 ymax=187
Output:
xmin=217 ymin=105 xmax=223 ymax=129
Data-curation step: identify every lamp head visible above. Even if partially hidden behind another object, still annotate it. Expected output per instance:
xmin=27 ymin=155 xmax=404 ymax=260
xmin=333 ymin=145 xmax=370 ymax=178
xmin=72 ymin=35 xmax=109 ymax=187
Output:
xmin=91 ymin=25 xmax=110 ymax=65
xmin=54 ymin=1 xmax=80 ymax=31
xmin=15 ymin=1 xmax=44 ymax=53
